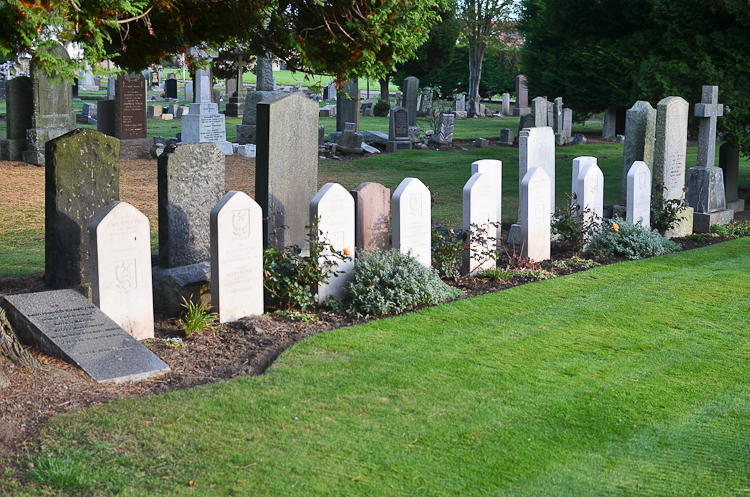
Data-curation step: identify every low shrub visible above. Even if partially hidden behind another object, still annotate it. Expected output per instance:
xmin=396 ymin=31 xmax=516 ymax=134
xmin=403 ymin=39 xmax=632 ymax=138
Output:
xmin=372 ymin=99 xmax=390 ymax=117
xmin=551 ymin=194 xmax=599 ymax=255
xmin=348 ymin=249 xmax=463 ymax=318
xmin=589 ymin=217 xmax=681 ymax=260
xmin=710 ymin=220 xmax=750 ymax=238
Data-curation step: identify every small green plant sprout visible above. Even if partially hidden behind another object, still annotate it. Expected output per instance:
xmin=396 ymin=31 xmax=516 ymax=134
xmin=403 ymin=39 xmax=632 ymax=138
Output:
xmin=711 ymin=220 xmax=750 ymax=238
xmin=320 ymin=295 xmax=343 ymax=313
xmin=273 ymin=310 xmax=320 ymax=323
xmin=161 ymin=337 xmax=186 ymax=349
xmin=478 ymin=267 xmax=511 ymax=281
xmin=179 ymin=295 xmax=219 ymax=336
xmin=685 ymin=233 xmax=704 ymax=242
xmin=551 ymin=193 xmax=599 ymax=255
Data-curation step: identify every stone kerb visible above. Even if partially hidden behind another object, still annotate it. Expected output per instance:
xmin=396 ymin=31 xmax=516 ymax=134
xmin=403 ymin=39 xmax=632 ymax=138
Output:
xmin=463 ymin=172 xmax=497 ymax=276
xmin=310 ymin=183 xmax=355 ymax=304
xmin=471 ymin=159 xmax=502 ymax=240
xmin=627 ymin=161 xmax=651 ymax=229
xmin=90 ymin=201 xmax=154 ymax=340
xmin=351 ymin=182 xmax=390 ymax=252
xmin=520 ymin=167 xmax=551 ymax=262
xmin=210 ymin=191 xmax=264 ymax=323
xmin=392 ymin=177 xmax=431 ymax=267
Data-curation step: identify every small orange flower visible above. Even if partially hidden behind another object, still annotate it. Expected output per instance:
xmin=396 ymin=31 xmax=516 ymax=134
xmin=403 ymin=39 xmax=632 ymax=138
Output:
xmin=343 ymin=248 xmax=351 ymax=256
xmin=613 ymin=222 xmax=619 ymax=232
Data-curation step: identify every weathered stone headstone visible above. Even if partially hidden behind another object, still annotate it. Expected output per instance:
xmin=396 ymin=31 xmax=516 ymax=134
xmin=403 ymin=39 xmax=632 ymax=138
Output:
xmin=627 ymin=161 xmax=651 ymax=228
xmin=520 ymin=167 xmax=551 ymax=261
xmin=351 ymin=182 xmax=390 ymax=252
xmin=498 ymin=128 xmax=515 ymax=146
xmin=237 ymin=57 xmax=280 ymax=145
xmin=184 ymin=81 xmax=194 ymax=101
xmin=80 ymin=68 xmax=98 ymax=91
xmin=147 ymin=105 xmax=162 ymax=118
xmin=106 ymin=77 xmax=115 ymax=100
xmin=431 ymin=113 xmax=455 ymax=146
xmin=310 ymin=183 xmax=355 ymax=303
xmin=619 ymin=101 xmax=656 ymax=206
xmin=336 ymin=79 xmax=360 ymax=132
xmin=532 ymin=97 xmax=547 ymax=127
xmin=165 ymin=79 xmax=178 ymax=99
xmin=182 ymin=69 xmax=233 ymax=154
xmin=392 ymin=177 xmax=431 ymax=267
xmin=653 ymin=96 xmax=689 ymax=202
xmin=0 ymin=76 xmax=33 ymax=160
xmin=513 ymin=75 xmax=530 ymax=116
xmin=502 ymin=92 xmax=511 ymax=116
xmin=453 ymin=93 xmax=466 ymax=112
xmin=90 ymin=201 xmax=154 ymax=340
xmin=338 ymin=122 xmax=363 ymax=152
xmin=471 ymin=159 xmax=502 ymax=240
xmin=1 ymin=290 xmax=169 ymax=383
xmin=22 ymin=43 xmax=76 ymax=166
xmin=403 ymin=77 xmax=419 ymax=127
xmin=82 ymin=103 xmax=97 ymax=119
xmin=318 ymin=125 xmax=325 ymax=148
xmin=324 ymin=80 xmax=337 ymax=100
xmin=463 ymin=172 xmax=497 ymax=276
xmin=46 ymin=129 xmax=120 ymax=290
xmin=210 ymin=191 xmax=264 ymax=323
xmin=255 ymin=53 xmax=275 ymax=91
xmin=519 ymin=113 xmax=535 ymax=133
xmin=719 ymin=143 xmax=744 ymax=212
xmin=256 ymin=92 xmax=318 ymax=250
xmin=386 ymin=106 xmax=411 ymax=152
xmin=553 ymin=97 xmax=565 ymax=146
xmin=563 ymin=109 xmax=573 ymax=141
xmin=602 ymin=107 xmax=617 ymax=141
xmin=115 ymin=73 xmax=150 ymax=159
xmin=575 ymin=161 xmax=604 ymax=230
xmin=225 ymin=59 xmax=246 ymax=118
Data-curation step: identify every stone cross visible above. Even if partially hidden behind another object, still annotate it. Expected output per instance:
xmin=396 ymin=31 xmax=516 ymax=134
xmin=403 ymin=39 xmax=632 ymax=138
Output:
xmin=694 ymin=85 xmax=723 ymax=168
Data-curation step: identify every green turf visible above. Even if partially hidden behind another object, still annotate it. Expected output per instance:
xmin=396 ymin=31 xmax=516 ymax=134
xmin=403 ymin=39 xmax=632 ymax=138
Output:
xmin=9 ymin=238 xmax=750 ymax=496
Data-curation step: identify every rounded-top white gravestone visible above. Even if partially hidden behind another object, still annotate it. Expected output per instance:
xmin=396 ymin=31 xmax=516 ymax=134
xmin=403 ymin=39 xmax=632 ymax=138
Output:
xmin=392 ymin=178 xmax=432 ymax=267
xmin=576 ymin=162 xmax=604 ymax=229
xmin=627 ymin=161 xmax=651 ymax=229
xmin=89 ymin=201 xmax=154 ymax=340
xmin=572 ymin=156 xmax=597 ymax=199
xmin=463 ymin=172 xmax=497 ymax=276
xmin=471 ymin=159 xmax=502 ymax=240
xmin=210 ymin=191 xmax=264 ymax=323
xmin=520 ymin=167 xmax=551 ymax=262
xmin=310 ymin=183 xmax=355 ymax=304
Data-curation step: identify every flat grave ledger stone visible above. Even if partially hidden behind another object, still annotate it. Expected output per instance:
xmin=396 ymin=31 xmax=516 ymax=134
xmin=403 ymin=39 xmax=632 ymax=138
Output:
xmin=310 ymin=183 xmax=356 ymax=303
xmin=520 ymin=167 xmax=551 ymax=262
xmin=210 ymin=191 xmax=264 ymax=323
xmin=513 ymin=75 xmax=530 ymax=116
xmin=165 ymin=79 xmax=178 ymax=99
xmin=336 ymin=79 xmax=360 ymax=132
xmin=387 ymin=106 xmax=411 ymax=152
xmin=23 ymin=42 xmax=76 ymax=166
xmin=463 ymin=172 xmax=497 ymax=276
xmin=532 ymin=97 xmax=547 ymax=127
xmin=652 ymin=96 xmax=689 ymax=202
xmin=575 ymin=162 xmax=604 ymax=230
xmin=627 ymin=161 xmax=651 ymax=228
xmin=392 ymin=177 xmax=431 ymax=267
xmin=90 ymin=201 xmax=154 ymax=340
xmin=46 ymin=129 xmax=120 ymax=290
xmin=403 ymin=76 xmax=420 ymax=127
xmin=572 ymin=156 xmax=598 ymax=203
xmin=619 ymin=100 xmax=656 ymax=206
xmin=256 ymin=92 xmax=319 ymax=250
xmin=431 ymin=113 xmax=455 ymax=146
xmin=719 ymin=143 xmax=744 ymax=212
xmin=158 ymin=143 xmax=226 ymax=268
xmin=519 ymin=127 xmax=555 ymax=219
xmin=351 ymin=182 xmax=390 ymax=252
xmin=0 ymin=76 xmax=33 ymax=161
xmin=471 ymin=159 xmax=502 ymax=240
xmin=1 ymin=290 xmax=169 ymax=384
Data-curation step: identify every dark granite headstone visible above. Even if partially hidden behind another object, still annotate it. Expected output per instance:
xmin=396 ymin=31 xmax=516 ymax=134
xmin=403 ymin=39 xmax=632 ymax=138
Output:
xmin=164 ymin=79 xmax=178 ymax=99
xmin=115 ymin=74 xmax=147 ymax=139
xmin=403 ymin=76 xmax=419 ymax=127
xmin=1 ymin=290 xmax=169 ymax=383
xmin=719 ymin=143 xmax=740 ymax=202
xmin=0 ymin=79 xmax=5 ymax=101
xmin=45 ymin=129 xmax=120 ymax=289
xmin=72 ymin=78 xmax=79 ymax=99
xmin=158 ymin=143 xmax=225 ymax=268
xmin=256 ymin=93 xmax=318 ymax=249
xmin=22 ymin=42 xmax=76 ymax=166
xmin=336 ymin=79 xmax=360 ymax=132
xmin=0 ymin=76 xmax=33 ymax=160
xmin=386 ymin=106 xmax=411 ymax=152
xmin=318 ymin=125 xmax=325 ymax=147
xmin=96 ymin=100 xmax=116 ymax=137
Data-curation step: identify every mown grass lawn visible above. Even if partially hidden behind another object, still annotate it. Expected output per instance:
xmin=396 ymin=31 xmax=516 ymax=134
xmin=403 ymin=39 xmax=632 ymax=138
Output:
xmin=5 ymin=238 xmax=750 ymax=496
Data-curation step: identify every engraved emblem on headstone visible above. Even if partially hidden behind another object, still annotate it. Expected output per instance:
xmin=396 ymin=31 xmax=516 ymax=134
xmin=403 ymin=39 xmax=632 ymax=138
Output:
xmin=410 ymin=193 xmax=422 ymax=216
xmin=639 ymin=172 xmax=647 ymax=188
xmin=115 ymin=259 xmax=137 ymax=291
xmin=590 ymin=175 xmax=598 ymax=193
xmin=232 ymin=209 xmax=250 ymax=238
xmin=124 ymin=73 xmax=141 ymax=83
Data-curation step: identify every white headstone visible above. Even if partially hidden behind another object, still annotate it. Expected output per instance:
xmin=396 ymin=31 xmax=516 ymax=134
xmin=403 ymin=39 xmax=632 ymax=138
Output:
xmin=471 ymin=159 xmax=502 ymax=240
xmin=392 ymin=177 xmax=431 ymax=267
xmin=653 ymin=96 xmax=689 ymax=201
xmin=463 ymin=173 xmax=497 ymax=276
xmin=195 ymin=69 xmax=212 ymax=103
xmin=572 ymin=156 xmax=598 ymax=203
xmin=520 ymin=167 xmax=551 ymax=261
xmin=182 ymin=69 xmax=232 ymax=154
xmin=310 ymin=183 xmax=355 ymax=303
xmin=210 ymin=191 xmax=264 ymax=323
xmin=89 ymin=201 xmax=154 ymax=340
xmin=576 ymin=162 xmax=604 ymax=229
xmin=627 ymin=161 xmax=651 ymax=228
xmin=519 ymin=127 xmax=555 ymax=217
xmin=502 ymin=93 xmax=510 ymax=116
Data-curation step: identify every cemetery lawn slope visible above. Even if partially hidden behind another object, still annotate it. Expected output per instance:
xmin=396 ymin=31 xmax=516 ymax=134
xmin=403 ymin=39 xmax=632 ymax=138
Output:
xmin=18 ymin=238 xmax=750 ymax=496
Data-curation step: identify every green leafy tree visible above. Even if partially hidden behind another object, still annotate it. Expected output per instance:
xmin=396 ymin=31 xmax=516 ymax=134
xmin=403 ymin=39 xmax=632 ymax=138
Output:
xmin=519 ymin=0 xmax=750 ymax=155
xmin=421 ymin=44 xmax=515 ymax=96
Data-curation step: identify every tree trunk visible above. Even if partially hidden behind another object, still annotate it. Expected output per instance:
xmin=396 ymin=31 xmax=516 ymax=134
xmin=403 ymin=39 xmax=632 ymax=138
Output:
xmin=380 ymin=76 xmax=390 ymax=101
xmin=0 ymin=308 xmax=42 ymax=388
xmin=468 ymin=41 xmax=487 ymax=118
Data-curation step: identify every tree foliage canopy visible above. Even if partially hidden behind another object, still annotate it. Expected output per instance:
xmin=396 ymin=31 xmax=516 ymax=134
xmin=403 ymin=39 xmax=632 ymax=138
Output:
xmin=0 ymin=0 xmax=442 ymax=82
xmin=519 ymin=0 xmax=750 ymax=154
